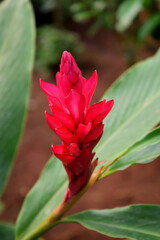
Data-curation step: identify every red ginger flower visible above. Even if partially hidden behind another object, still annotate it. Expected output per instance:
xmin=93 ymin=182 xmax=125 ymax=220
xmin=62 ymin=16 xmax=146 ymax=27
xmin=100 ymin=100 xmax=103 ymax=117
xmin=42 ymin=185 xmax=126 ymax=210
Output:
xmin=40 ymin=51 xmax=114 ymax=201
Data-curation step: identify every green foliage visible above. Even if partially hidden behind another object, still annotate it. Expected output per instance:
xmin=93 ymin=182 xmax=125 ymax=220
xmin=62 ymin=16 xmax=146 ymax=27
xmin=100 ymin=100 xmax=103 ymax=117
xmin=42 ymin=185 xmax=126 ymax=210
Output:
xmin=70 ymin=0 xmax=118 ymax=35
xmin=138 ymin=13 xmax=160 ymax=41
xmin=62 ymin=205 xmax=160 ymax=240
xmin=0 ymin=223 xmax=14 ymax=240
xmin=16 ymin=50 xmax=160 ymax=240
xmin=116 ymin=0 xmax=160 ymax=40
xmin=0 ymin=0 xmax=35 ymax=196
xmin=31 ymin=0 xmax=160 ymax=41
xmin=95 ymin=49 xmax=160 ymax=165
xmin=106 ymin=127 xmax=160 ymax=176
xmin=116 ymin=0 xmax=143 ymax=32
xmin=36 ymin=25 xmax=82 ymax=68
xmin=16 ymin=157 xmax=67 ymax=239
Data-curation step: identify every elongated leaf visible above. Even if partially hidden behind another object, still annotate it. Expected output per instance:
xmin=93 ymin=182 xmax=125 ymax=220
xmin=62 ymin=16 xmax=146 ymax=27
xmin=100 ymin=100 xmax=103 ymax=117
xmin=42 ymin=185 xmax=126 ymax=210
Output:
xmin=95 ymin=50 xmax=160 ymax=167
xmin=62 ymin=205 xmax=160 ymax=240
xmin=0 ymin=223 xmax=14 ymax=240
xmin=16 ymin=157 xmax=67 ymax=239
xmin=0 ymin=0 xmax=35 ymax=196
xmin=116 ymin=0 xmax=143 ymax=31
xmin=105 ymin=127 xmax=160 ymax=176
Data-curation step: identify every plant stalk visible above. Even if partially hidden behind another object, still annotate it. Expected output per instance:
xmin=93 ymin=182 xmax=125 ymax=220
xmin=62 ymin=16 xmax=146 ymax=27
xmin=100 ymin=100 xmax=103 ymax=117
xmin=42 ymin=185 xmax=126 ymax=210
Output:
xmin=21 ymin=167 xmax=103 ymax=240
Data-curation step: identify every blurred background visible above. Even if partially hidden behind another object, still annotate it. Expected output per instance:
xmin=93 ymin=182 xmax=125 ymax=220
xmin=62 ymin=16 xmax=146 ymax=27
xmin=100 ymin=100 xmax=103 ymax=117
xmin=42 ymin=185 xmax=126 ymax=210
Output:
xmin=0 ymin=0 xmax=160 ymax=239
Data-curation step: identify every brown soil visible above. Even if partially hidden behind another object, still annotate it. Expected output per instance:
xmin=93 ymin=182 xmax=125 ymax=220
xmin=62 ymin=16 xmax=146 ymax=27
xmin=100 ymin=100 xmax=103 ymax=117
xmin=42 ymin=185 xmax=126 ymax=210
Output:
xmin=0 ymin=30 xmax=160 ymax=240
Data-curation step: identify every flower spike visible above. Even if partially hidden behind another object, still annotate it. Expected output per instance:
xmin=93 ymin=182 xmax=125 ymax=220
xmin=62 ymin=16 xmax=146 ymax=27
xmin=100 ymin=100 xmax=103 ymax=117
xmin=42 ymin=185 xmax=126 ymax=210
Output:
xmin=41 ymin=51 xmax=114 ymax=201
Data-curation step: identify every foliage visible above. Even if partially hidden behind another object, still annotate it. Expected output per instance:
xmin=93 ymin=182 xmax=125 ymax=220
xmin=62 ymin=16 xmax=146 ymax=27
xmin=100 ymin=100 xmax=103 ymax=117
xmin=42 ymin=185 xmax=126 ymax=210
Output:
xmin=16 ymin=156 xmax=67 ymax=239
xmin=36 ymin=25 xmax=82 ymax=68
xmin=0 ymin=0 xmax=35 ymax=197
xmin=0 ymin=0 xmax=35 ymax=238
xmin=116 ymin=0 xmax=143 ymax=32
xmin=0 ymin=0 xmax=160 ymax=239
xmin=116 ymin=0 xmax=160 ymax=41
xmin=16 ymin=50 xmax=160 ymax=240
xmin=106 ymin=127 xmax=160 ymax=176
xmin=63 ymin=205 xmax=160 ymax=240
xmin=70 ymin=0 xmax=160 ymax=40
xmin=31 ymin=0 xmax=160 ymax=41
xmin=70 ymin=0 xmax=119 ymax=35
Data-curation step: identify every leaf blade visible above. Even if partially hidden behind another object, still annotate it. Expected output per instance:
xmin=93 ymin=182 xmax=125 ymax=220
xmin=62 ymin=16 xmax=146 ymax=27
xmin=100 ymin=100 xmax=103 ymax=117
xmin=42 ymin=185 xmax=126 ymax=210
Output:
xmin=105 ymin=127 xmax=160 ymax=176
xmin=62 ymin=205 xmax=160 ymax=240
xmin=95 ymin=50 xmax=160 ymax=164
xmin=0 ymin=0 xmax=35 ymax=196
xmin=16 ymin=157 xmax=67 ymax=239
xmin=116 ymin=0 xmax=143 ymax=31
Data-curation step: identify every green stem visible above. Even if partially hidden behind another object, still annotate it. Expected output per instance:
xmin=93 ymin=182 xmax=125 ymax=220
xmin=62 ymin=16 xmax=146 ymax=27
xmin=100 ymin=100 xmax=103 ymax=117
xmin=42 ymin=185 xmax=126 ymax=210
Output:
xmin=21 ymin=167 xmax=104 ymax=240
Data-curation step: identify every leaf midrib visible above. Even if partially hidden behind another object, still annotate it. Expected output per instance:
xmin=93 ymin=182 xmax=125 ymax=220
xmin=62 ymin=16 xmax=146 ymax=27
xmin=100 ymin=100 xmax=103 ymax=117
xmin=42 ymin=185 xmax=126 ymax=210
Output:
xmin=96 ymin=88 xmax=160 ymax=156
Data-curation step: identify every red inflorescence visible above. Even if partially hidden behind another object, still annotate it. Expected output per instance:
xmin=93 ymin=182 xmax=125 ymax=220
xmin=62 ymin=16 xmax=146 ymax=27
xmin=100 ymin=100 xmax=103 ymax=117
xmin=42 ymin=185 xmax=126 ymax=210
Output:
xmin=40 ymin=51 xmax=114 ymax=201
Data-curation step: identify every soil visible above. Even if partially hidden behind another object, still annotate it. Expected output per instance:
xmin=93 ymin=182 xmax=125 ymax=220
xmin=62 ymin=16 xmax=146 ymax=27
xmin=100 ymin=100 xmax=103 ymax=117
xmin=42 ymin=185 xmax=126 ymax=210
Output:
xmin=0 ymin=29 xmax=160 ymax=240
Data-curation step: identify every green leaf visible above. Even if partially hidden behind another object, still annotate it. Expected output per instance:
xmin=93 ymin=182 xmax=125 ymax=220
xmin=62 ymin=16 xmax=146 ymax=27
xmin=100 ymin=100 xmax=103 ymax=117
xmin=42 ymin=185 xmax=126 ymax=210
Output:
xmin=0 ymin=0 xmax=35 ymax=196
xmin=16 ymin=156 xmax=67 ymax=239
xmin=138 ymin=13 xmax=160 ymax=41
xmin=105 ymin=127 xmax=160 ymax=176
xmin=95 ymin=50 xmax=160 ymax=167
xmin=0 ymin=223 xmax=15 ymax=240
xmin=73 ymin=10 xmax=96 ymax=22
xmin=62 ymin=205 xmax=160 ymax=240
xmin=116 ymin=0 xmax=143 ymax=31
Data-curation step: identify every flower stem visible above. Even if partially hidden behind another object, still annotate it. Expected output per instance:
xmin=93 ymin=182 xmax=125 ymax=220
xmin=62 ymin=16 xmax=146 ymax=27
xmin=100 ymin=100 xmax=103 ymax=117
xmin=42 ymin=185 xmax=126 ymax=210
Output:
xmin=21 ymin=167 xmax=103 ymax=240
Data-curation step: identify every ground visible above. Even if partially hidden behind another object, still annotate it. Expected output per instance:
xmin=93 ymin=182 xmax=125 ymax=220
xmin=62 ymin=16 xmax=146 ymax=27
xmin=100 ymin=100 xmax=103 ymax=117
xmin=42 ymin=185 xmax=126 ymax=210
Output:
xmin=0 ymin=30 xmax=160 ymax=240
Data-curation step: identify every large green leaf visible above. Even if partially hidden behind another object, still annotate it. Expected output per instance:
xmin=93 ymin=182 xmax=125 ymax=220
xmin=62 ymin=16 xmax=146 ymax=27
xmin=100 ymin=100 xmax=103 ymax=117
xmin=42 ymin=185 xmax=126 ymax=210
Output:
xmin=0 ymin=0 xmax=35 ymax=196
xmin=16 ymin=157 xmax=67 ymax=239
xmin=116 ymin=0 xmax=143 ymax=31
xmin=105 ymin=127 xmax=160 ymax=176
xmin=16 ymin=51 xmax=160 ymax=239
xmin=95 ymin=50 xmax=160 ymax=164
xmin=62 ymin=205 xmax=160 ymax=240
xmin=0 ymin=223 xmax=14 ymax=240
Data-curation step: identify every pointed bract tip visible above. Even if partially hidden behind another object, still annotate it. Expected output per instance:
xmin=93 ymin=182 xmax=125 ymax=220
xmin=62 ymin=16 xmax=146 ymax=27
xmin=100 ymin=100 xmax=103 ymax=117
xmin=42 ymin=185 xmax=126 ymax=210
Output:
xmin=39 ymin=78 xmax=43 ymax=87
xmin=92 ymin=70 xmax=98 ymax=82
xmin=109 ymin=99 xmax=114 ymax=107
xmin=61 ymin=51 xmax=72 ymax=64
xmin=44 ymin=111 xmax=50 ymax=118
xmin=93 ymin=70 xmax=97 ymax=76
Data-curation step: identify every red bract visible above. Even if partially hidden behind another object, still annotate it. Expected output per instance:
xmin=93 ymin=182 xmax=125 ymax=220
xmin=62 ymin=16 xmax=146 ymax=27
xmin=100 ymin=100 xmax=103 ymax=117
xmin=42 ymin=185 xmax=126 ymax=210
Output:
xmin=40 ymin=51 xmax=114 ymax=201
